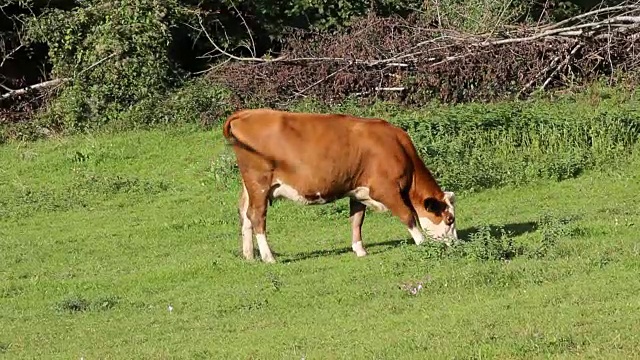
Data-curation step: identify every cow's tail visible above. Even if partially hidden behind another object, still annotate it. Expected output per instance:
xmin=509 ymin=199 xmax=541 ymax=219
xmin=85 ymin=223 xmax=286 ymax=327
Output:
xmin=222 ymin=110 xmax=254 ymax=153
xmin=222 ymin=110 xmax=242 ymax=144
xmin=221 ymin=110 xmax=269 ymax=160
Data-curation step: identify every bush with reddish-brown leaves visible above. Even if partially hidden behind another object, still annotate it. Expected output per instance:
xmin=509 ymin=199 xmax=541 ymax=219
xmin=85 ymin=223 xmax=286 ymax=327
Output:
xmin=208 ymin=13 xmax=640 ymax=108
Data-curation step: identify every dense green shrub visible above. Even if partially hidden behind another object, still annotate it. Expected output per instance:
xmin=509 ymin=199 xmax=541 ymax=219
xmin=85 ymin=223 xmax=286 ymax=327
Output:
xmin=0 ymin=76 xmax=233 ymax=143
xmin=23 ymin=0 xmax=191 ymax=130
xmin=112 ymin=77 xmax=234 ymax=130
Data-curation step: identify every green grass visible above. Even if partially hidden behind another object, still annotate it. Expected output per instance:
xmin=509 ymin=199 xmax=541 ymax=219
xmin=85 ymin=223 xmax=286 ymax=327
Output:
xmin=1 ymin=125 xmax=640 ymax=359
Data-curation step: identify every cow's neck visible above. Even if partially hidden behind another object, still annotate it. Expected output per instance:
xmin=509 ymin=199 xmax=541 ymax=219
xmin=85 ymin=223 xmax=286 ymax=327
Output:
xmin=410 ymin=159 xmax=444 ymax=202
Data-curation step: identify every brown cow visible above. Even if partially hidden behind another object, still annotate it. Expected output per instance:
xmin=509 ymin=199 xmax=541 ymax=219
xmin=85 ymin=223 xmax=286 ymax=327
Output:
xmin=222 ymin=109 xmax=457 ymax=263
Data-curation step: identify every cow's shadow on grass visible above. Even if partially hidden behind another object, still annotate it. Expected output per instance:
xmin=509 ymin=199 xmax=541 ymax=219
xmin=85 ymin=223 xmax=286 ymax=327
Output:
xmin=279 ymin=221 xmax=539 ymax=263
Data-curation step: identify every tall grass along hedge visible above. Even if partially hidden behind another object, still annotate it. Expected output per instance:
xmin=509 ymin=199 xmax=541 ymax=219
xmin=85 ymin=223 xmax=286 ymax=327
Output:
xmin=214 ymin=91 xmax=640 ymax=194
xmin=392 ymin=99 xmax=640 ymax=192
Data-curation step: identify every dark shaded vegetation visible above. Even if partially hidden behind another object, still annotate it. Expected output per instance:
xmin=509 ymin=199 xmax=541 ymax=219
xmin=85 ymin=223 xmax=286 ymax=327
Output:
xmin=1 ymin=0 xmax=637 ymax=138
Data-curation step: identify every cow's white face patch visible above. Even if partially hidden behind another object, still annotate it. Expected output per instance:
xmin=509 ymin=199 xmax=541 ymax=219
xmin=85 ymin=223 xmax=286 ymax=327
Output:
xmin=419 ymin=191 xmax=457 ymax=244
xmin=419 ymin=217 xmax=455 ymax=242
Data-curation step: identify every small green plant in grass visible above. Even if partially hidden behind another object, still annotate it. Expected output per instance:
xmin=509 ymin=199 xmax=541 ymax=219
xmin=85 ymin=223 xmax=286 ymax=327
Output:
xmin=56 ymin=295 xmax=120 ymax=314
xmin=314 ymin=200 xmax=350 ymax=219
xmin=94 ymin=295 xmax=120 ymax=311
xmin=265 ymin=272 xmax=283 ymax=292
xmin=460 ymin=225 xmax=523 ymax=261
xmin=0 ymin=284 xmax=24 ymax=299
xmin=409 ymin=225 xmax=523 ymax=262
xmin=210 ymin=150 xmax=239 ymax=187
xmin=56 ymin=296 xmax=91 ymax=313
xmin=532 ymin=213 xmax=577 ymax=259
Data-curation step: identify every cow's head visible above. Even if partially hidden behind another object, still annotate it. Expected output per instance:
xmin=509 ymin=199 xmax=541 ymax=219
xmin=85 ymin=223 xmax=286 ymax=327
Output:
xmin=417 ymin=191 xmax=457 ymax=244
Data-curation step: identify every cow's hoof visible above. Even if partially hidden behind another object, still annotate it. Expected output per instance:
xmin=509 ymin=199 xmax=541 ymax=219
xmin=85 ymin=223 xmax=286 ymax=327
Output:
xmin=352 ymin=241 xmax=368 ymax=257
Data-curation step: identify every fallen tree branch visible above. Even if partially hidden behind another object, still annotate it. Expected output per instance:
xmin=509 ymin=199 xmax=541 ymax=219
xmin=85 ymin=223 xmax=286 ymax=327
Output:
xmin=541 ymin=43 xmax=583 ymax=91
xmin=538 ymin=3 xmax=640 ymax=31
xmin=474 ymin=17 xmax=640 ymax=47
xmin=0 ymin=78 xmax=68 ymax=100
xmin=0 ymin=82 xmax=14 ymax=92
xmin=1 ymin=52 xmax=118 ymax=102
xmin=293 ymin=63 xmax=352 ymax=97
xmin=198 ymin=3 xmax=640 ymax=75
xmin=517 ymin=55 xmax=562 ymax=98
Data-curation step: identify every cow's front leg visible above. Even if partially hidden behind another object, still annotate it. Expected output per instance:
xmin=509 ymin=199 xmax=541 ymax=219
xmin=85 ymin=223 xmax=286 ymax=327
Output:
xmin=349 ymin=199 xmax=368 ymax=257
xmin=373 ymin=189 xmax=425 ymax=245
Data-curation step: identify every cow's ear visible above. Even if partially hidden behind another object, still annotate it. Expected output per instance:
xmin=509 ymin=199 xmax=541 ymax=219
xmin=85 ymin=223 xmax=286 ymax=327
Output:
xmin=424 ymin=197 xmax=441 ymax=213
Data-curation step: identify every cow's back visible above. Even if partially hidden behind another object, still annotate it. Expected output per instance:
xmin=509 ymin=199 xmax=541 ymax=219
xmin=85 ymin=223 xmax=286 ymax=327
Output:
xmin=225 ymin=109 xmax=414 ymax=196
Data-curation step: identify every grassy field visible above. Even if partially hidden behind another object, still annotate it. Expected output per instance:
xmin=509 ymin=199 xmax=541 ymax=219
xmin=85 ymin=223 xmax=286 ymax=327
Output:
xmin=1 ymin=124 xmax=640 ymax=359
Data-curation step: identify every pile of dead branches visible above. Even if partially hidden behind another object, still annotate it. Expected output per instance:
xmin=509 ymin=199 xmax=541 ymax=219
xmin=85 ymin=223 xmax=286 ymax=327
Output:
xmin=207 ymin=2 xmax=640 ymax=106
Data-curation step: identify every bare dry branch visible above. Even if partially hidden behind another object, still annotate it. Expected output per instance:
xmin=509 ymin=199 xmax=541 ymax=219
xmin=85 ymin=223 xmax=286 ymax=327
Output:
xmin=0 ymin=78 xmax=68 ymax=100
xmin=538 ymin=3 xmax=640 ymax=31
xmin=293 ymin=63 xmax=352 ymax=97
xmin=229 ymin=1 xmax=256 ymax=58
xmin=541 ymin=43 xmax=583 ymax=91
xmin=375 ymin=87 xmax=405 ymax=91
xmin=1 ymin=52 xmax=118 ymax=102
xmin=204 ymin=2 xmax=640 ymax=106
xmin=0 ymin=43 xmax=23 ymax=68
xmin=199 ymin=3 xmax=640 ymax=74
xmin=517 ymin=55 xmax=562 ymax=98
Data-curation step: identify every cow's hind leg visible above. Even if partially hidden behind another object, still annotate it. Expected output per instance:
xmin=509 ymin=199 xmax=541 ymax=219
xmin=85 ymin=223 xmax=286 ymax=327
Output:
xmin=238 ymin=182 xmax=254 ymax=260
xmin=245 ymin=183 xmax=276 ymax=263
xmin=372 ymin=189 xmax=425 ymax=245
xmin=349 ymin=199 xmax=368 ymax=257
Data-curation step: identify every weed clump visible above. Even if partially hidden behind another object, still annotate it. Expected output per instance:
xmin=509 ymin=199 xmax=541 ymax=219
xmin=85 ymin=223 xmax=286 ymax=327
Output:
xmin=399 ymin=275 xmax=432 ymax=296
xmin=456 ymin=226 xmax=523 ymax=261
xmin=530 ymin=213 xmax=581 ymax=259
xmin=56 ymin=295 xmax=120 ymax=314
xmin=209 ymin=150 xmax=240 ymax=188
xmin=56 ymin=296 xmax=91 ymax=313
